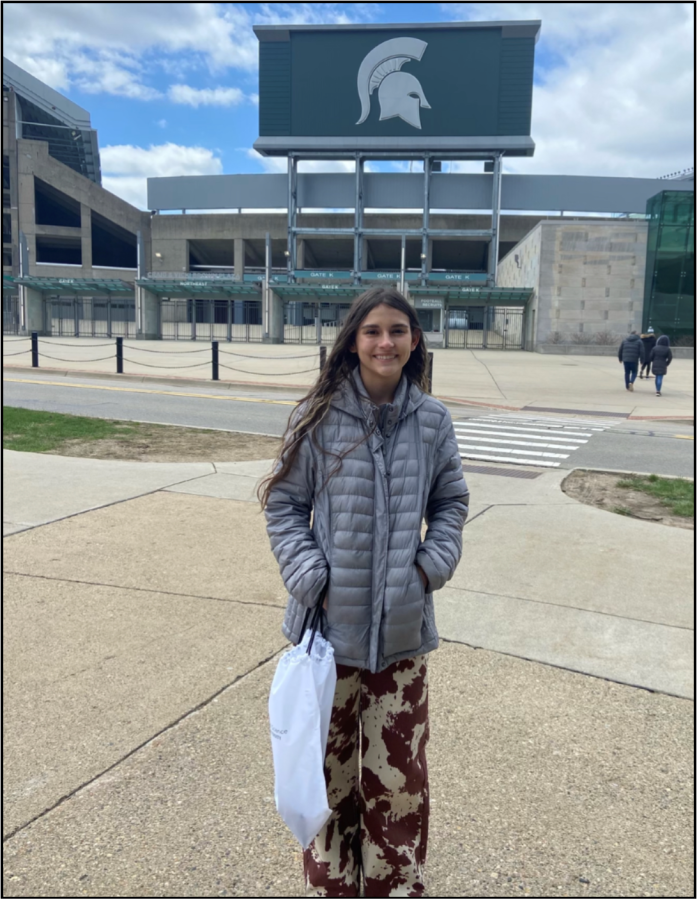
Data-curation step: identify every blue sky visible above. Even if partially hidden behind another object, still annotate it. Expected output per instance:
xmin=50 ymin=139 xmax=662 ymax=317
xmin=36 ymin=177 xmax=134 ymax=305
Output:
xmin=3 ymin=2 xmax=694 ymax=209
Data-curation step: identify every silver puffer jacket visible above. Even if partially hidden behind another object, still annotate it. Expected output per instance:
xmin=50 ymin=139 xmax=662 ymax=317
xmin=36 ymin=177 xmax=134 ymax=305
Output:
xmin=265 ymin=368 xmax=469 ymax=673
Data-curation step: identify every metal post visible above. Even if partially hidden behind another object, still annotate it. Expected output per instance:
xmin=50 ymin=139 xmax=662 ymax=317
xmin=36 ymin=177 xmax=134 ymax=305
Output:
xmin=31 ymin=331 xmax=38 ymax=367
xmin=264 ymin=231 xmax=271 ymax=340
xmin=212 ymin=340 xmax=219 ymax=380
xmin=287 ymin=155 xmax=297 ymax=283
xmin=227 ymin=297 xmax=232 ymax=342
xmin=489 ymin=153 xmax=503 ymax=287
xmin=426 ymin=351 xmax=433 ymax=394
xmin=353 ymin=153 xmax=364 ymax=285
xmin=116 ymin=336 xmax=123 ymax=373
xmin=400 ymin=235 xmax=406 ymax=295
xmin=421 ymin=156 xmax=431 ymax=286
xmin=319 ymin=345 xmax=327 ymax=373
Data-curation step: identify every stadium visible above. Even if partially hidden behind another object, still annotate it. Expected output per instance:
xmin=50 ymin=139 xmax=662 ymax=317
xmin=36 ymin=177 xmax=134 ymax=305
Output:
xmin=3 ymin=21 xmax=694 ymax=352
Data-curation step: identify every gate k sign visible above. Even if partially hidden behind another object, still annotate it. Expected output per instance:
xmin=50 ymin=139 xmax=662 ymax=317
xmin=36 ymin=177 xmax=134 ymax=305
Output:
xmin=355 ymin=38 xmax=431 ymax=130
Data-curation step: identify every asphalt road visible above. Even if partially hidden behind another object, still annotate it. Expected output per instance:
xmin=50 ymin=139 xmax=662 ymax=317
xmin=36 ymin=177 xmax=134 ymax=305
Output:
xmin=3 ymin=371 xmax=694 ymax=477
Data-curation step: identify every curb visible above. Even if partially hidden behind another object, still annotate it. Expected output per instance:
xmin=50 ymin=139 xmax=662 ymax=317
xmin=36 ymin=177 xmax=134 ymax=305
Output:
xmin=563 ymin=466 xmax=694 ymax=482
xmin=2 ymin=364 xmax=310 ymax=395
xmin=4 ymin=363 xmax=694 ymax=424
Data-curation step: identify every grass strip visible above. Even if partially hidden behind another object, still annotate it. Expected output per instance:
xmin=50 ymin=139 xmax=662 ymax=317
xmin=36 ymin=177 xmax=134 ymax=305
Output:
xmin=616 ymin=474 xmax=694 ymax=518
xmin=3 ymin=406 xmax=140 ymax=453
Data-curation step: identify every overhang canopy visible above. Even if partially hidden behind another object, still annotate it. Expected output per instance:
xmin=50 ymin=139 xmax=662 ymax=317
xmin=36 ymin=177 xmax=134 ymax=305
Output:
xmin=270 ymin=284 xmax=366 ymax=299
xmin=410 ymin=286 xmax=532 ymax=305
xmin=136 ymin=278 xmax=261 ymax=296
xmin=12 ymin=275 xmax=134 ymax=293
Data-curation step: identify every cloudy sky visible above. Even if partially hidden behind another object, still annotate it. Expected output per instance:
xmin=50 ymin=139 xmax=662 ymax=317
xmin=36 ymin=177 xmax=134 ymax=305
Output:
xmin=3 ymin=2 xmax=694 ymax=209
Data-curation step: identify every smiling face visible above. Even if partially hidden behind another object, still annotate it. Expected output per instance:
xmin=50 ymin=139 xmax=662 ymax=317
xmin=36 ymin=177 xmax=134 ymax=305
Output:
xmin=349 ymin=303 xmax=420 ymax=401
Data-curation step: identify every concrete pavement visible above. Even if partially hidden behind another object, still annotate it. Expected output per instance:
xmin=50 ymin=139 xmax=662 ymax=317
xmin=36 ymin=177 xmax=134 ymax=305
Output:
xmin=3 ymin=445 xmax=694 ymax=898
xmin=4 ymin=337 xmax=694 ymax=421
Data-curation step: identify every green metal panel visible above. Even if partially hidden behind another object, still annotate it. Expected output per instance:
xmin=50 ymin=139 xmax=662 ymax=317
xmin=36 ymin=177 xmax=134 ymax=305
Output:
xmin=497 ymin=38 xmax=535 ymax=135
xmin=427 ymin=272 xmax=488 ymax=282
xmin=259 ymin=42 xmax=291 ymax=135
xmin=258 ymin=25 xmax=536 ymax=140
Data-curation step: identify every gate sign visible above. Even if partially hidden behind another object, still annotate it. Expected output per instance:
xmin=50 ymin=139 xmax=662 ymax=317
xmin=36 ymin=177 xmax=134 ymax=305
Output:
xmin=254 ymin=21 xmax=540 ymax=156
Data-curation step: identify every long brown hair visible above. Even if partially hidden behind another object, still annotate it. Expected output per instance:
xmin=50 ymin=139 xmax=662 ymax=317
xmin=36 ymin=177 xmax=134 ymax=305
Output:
xmin=257 ymin=286 xmax=429 ymax=509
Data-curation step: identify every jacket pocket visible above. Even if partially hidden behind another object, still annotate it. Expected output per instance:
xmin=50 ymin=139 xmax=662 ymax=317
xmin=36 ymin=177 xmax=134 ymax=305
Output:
xmin=422 ymin=590 xmax=437 ymax=641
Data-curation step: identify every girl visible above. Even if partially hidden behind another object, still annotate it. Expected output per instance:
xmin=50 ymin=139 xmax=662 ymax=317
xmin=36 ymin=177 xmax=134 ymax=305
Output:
xmin=259 ymin=286 xmax=469 ymax=899
xmin=649 ymin=334 xmax=672 ymax=396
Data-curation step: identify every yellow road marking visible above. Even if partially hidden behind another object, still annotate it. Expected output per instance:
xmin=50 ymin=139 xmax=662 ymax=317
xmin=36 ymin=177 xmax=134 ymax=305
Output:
xmin=2 ymin=378 xmax=297 ymax=406
xmin=673 ymin=434 xmax=694 ymax=440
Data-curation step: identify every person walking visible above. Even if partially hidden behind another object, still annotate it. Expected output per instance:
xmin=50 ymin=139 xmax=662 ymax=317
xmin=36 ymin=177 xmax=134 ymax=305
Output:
xmin=649 ymin=334 xmax=672 ymax=396
xmin=260 ymin=286 xmax=469 ymax=898
xmin=618 ymin=329 xmax=645 ymax=391
xmin=639 ymin=326 xmax=656 ymax=379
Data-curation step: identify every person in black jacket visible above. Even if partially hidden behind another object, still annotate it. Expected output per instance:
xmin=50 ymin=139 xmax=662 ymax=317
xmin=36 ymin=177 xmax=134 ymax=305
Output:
xmin=639 ymin=327 xmax=656 ymax=378
xmin=649 ymin=334 xmax=673 ymax=396
xmin=618 ymin=330 xmax=645 ymax=391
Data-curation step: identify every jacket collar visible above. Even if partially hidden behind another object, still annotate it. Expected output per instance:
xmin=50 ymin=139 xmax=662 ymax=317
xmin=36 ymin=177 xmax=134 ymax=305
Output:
xmin=331 ymin=366 xmax=426 ymax=431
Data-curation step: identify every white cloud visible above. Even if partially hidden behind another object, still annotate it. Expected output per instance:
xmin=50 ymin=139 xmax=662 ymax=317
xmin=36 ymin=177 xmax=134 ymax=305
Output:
xmin=3 ymin=2 xmax=381 ymax=101
xmin=3 ymin=2 xmax=258 ymax=99
xmin=100 ymin=142 xmax=223 ymax=209
xmin=246 ymin=150 xmax=379 ymax=174
xmin=156 ymin=119 xmax=167 ymax=128
xmin=168 ymin=84 xmax=247 ymax=107
xmin=253 ymin=2 xmax=381 ymax=28
xmin=71 ymin=50 xmax=162 ymax=100
xmin=443 ymin=3 xmax=694 ymax=178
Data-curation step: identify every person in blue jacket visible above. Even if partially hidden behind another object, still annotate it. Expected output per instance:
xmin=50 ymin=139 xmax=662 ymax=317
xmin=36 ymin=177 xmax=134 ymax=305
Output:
xmin=618 ymin=329 xmax=645 ymax=391
xmin=649 ymin=334 xmax=673 ymax=396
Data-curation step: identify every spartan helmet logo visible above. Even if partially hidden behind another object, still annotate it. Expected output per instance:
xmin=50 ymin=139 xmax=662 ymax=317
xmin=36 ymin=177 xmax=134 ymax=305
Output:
xmin=355 ymin=37 xmax=431 ymax=130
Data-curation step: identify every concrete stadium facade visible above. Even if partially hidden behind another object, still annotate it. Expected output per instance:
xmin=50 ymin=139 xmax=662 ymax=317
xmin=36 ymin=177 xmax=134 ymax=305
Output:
xmin=3 ymin=52 xmax=694 ymax=352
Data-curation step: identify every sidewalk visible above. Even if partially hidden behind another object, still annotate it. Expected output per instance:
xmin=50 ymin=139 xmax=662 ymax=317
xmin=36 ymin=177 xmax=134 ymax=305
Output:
xmin=4 ymin=338 xmax=695 ymax=421
xmin=3 ymin=449 xmax=694 ymax=898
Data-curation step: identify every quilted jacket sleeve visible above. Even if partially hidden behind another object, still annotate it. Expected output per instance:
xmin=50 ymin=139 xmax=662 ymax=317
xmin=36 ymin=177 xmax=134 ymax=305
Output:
xmin=264 ymin=430 xmax=329 ymax=610
xmin=415 ymin=411 xmax=469 ymax=593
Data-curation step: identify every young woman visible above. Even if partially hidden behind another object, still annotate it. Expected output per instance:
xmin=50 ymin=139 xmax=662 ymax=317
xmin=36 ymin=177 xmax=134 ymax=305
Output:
xmin=649 ymin=334 xmax=672 ymax=395
xmin=259 ymin=286 xmax=469 ymax=899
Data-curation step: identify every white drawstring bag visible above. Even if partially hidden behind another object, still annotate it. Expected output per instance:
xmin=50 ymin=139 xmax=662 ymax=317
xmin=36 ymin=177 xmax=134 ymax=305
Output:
xmin=269 ymin=603 xmax=337 ymax=849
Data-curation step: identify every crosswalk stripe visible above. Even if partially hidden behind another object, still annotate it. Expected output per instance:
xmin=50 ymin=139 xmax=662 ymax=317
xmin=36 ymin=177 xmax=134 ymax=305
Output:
xmin=484 ymin=413 xmax=616 ymax=429
xmin=467 ymin=420 xmax=595 ymax=436
xmin=454 ymin=412 xmax=621 ymax=469
xmin=460 ymin=452 xmax=560 ymax=468
xmin=456 ymin=442 xmax=570 ymax=459
xmin=456 ymin=434 xmax=580 ymax=450
xmin=454 ymin=427 xmax=587 ymax=444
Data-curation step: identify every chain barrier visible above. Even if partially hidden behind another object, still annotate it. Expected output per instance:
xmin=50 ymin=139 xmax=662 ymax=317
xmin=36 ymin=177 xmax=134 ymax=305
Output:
xmin=14 ymin=333 xmax=325 ymax=379
xmin=39 ymin=353 xmax=116 ymax=362
xmin=121 ymin=357 xmax=209 ymax=369
xmin=218 ymin=362 xmax=318 ymax=376
xmin=218 ymin=348 xmax=319 ymax=360
xmin=2 ymin=337 xmax=30 ymax=342
xmin=37 ymin=339 xmax=115 ymax=347
xmin=122 ymin=342 xmax=209 ymax=354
